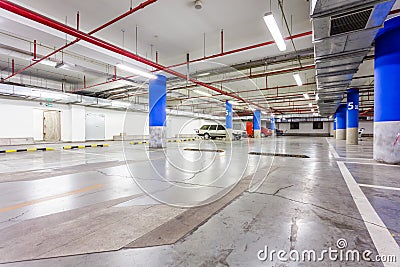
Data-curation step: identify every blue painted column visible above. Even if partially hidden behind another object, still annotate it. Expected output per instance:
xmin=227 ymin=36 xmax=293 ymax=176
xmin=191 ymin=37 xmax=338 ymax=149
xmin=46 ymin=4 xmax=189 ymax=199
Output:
xmin=336 ymin=104 xmax=347 ymax=140
xmin=333 ymin=114 xmax=337 ymax=138
xmin=253 ymin=110 xmax=261 ymax=138
xmin=226 ymin=101 xmax=233 ymax=140
xmin=346 ymin=89 xmax=359 ymax=145
xmin=270 ymin=117 xmax=275 ymax=131
xmin=374 ymin=16 xmax=400 ymax=164
xmin=149 ymin=75 xmax=167 ymax=148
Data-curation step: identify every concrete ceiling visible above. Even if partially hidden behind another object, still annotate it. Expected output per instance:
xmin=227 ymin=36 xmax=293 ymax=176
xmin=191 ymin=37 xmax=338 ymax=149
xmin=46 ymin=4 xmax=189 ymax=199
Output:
xmin=0 ymin=0 xmax=398 ymax=116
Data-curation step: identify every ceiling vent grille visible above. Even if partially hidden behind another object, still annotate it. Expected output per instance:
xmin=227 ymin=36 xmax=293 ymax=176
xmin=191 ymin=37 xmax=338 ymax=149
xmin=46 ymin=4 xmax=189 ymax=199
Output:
xmin=330 ymin=8 xmax=373 ymax=36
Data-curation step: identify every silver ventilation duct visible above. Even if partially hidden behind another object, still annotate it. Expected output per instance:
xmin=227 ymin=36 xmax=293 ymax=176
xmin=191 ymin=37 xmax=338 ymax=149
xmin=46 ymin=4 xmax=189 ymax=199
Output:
xmin=311 ymin=0 xmax=396 ymax=116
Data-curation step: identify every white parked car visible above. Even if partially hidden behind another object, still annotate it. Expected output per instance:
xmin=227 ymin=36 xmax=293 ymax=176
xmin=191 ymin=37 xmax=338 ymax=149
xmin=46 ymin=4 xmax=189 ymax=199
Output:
xmin=196 ymin=124 xmax=241 ymax=140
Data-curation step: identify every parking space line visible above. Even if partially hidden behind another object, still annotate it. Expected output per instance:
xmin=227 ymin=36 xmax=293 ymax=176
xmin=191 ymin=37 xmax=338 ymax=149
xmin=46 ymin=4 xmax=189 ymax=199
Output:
xmin=359 ymin=184 xmax=400 ymax=192
xmin=337 ymin=161 xmax=400 ymax=265
xmin=0 ymin=184 xmax=103 ymax=213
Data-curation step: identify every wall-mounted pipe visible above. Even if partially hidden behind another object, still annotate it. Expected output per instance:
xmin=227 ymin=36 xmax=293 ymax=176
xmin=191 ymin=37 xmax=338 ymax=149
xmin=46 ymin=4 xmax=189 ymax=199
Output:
xmin=1 ymin=0 xmax=158 ymax=81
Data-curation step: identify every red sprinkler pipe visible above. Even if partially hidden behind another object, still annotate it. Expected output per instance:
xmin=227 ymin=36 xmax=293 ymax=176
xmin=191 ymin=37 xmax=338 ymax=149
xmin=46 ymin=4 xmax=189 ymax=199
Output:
xmin=33 ymin=40 xmax=37 ymax=60
xmin=11 ymin=59 xmax=14 ymax=75
xmin=76 ymin=11 xmax=80 ymax=31
xmin=221 ymin=29 xmax=224 ymax=53
xmin=1 ymin=0 xmax=158 ymax=81
xmin=75 ymin=31 xmax=313 ymax=92
xmin=167 ymin=30 xmax=312 ymax=69
xmin=0 ymin=0 xmax=272 ymax=111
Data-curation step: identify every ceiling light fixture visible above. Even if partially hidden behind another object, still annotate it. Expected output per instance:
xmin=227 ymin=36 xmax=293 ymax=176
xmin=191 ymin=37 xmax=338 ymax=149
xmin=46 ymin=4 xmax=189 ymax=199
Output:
xmin=303 ymin=93 xmax=310 ymax=100
xmin=293 ymin=73 xmax=303 ymax=86
xmin=193 ymin=89 xmax=212 ymax=97
xmin=38 ymin=59 xmax=57 ymax=67
xmin=197 ymin=72 xmax=210 ymax=77
xmin=308 ymin=103 xmax=312 ymax=107
xmin=263 ymin=12 xmax=287 ymax=51
xmin=116 ymin=63 xmax=157 ymax=80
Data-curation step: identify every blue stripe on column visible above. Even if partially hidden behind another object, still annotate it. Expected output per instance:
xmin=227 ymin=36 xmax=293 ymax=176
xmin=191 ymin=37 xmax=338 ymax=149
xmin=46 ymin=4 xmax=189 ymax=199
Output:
xmin=226 ymin=101 xmax=233 ymax=129
xmin=375 ymin=16 xmax=400 ymax=123
xmin=347 ymin=88 xmax=359 ymax=129
xmin=270 ymin=117 xmax=275 ymax=131
xmin=149 ymin=75 xmax=167 ymax=127
xmin=253 ymin=110 xmax=261 ymax=130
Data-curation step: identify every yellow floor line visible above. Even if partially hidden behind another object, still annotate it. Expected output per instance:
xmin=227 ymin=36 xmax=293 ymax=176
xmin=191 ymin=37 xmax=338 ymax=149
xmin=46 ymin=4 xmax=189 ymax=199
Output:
xmin=0 ymin=184 xmax=103 ymax=213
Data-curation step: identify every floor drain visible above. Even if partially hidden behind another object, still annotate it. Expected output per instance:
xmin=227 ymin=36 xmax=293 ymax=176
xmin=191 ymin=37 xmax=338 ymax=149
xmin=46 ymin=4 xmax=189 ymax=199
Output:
xmin=249 ymin=152 xmax=309 ymax=158
xmin=184 ymin=148 xmax=224 ymax=153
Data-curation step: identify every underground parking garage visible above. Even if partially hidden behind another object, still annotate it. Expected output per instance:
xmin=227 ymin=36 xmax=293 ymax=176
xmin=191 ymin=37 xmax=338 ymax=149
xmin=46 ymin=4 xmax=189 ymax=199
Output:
xmin=0 ymin=0 xmax=399 ymax=266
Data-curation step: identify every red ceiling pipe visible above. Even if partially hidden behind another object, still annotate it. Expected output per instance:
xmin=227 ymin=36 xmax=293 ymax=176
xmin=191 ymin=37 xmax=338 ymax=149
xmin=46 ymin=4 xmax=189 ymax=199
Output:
xmin=1 ymin=0 xmax=158 ymax=81
xmin=389 ymin=8 xmax=400 ymax=15
xmin=166 ymin=82 xmax=317 ymax=102
xmin=167 ymin=30 xmax=313 ymax=69
xmin=0 ymin=0 xmax=271 ymax=111
xmin=221 ymin=29 xmax=224 ymax=53
xmin=11 ymin=59 xmax=14 ymax=75
xmin=33 ymin=39 xmax=37 ymax=60
xmin=76 ymin=11 xmax=80 ymax=31
xmin=123 ymin=80 xmax=317 ymax=101
xmin=156 ymin=51 xmax=159 ymax=64
xmin=78 ymin=31 xmax=313 ymax=92
xmin=168 ymin=65 xmax=315 ymax=91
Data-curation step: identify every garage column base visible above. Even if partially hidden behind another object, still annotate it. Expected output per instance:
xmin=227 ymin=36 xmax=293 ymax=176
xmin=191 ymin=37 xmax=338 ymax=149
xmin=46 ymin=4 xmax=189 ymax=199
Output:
xmin=336 ymin=129 xmax=346 ymax=140
xmin=226 ymin=129 xmax=233 ymax=141
xmin=374 ymin=121 xmax=400 ymax=164
xmin=254 ymin=130 xmax=261 ymax=139
xmin=346 ymin=128 xmax=358 ymax=145
xmin=150 ymin=126 xmax=166 ymax=148
xmin=333 ymin=130 xmax=336 ymax=138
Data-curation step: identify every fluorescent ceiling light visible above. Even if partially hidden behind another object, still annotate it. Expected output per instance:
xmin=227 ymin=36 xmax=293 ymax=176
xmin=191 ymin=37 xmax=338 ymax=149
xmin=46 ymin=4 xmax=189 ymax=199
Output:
xmin=193 ymin=89 xmax=212 ymax=97
xmin=197 ymin=72 xmax=210 ymax=77
xmin=116 ymin=63 xmax=157 ymax=80
xmin=303 ymin=93 xmax=310 ymax=100
xmin=293 ymin=73 xmax=303 ymax=86
xmin=109 ymin=88 xmax=127 ymax=94
xmin=311 ymin=108 xmax=315 ymax=112
xmin=263 ymin=12 xmax=287 ymax=51
xmin=308 ymin=103 xmax=312 ymax=107
xmin=38 ymin=59 xmax=57 ymax=67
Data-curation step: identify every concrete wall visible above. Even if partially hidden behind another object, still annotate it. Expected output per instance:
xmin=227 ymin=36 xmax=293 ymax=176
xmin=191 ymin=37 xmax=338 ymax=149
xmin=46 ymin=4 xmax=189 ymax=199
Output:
xmin=276 ymin=122 xmax=331 ymax=136
xmin=0 ymin=98 xmax=209 ymax=142
xmin=275 ymin=121 xmax=374 ymax=137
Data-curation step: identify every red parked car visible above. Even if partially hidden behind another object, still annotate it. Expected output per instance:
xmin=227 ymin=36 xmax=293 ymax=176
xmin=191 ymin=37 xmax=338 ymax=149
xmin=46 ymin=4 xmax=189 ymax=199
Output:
xmin=246 ymin=122 xmax=272 ymax=138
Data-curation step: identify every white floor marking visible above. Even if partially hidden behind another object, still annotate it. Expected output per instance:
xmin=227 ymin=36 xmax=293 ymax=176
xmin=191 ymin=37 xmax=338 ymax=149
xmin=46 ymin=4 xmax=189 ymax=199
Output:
xmin=359 ymin=184 xmax=400 ymax=192
xmin=345 ymin=161 xmax=400 ymax=168
xmin=337 ymin=161 xmax=400 ymax=266
xmin=325 ymin=138 xmax=340 ymax=159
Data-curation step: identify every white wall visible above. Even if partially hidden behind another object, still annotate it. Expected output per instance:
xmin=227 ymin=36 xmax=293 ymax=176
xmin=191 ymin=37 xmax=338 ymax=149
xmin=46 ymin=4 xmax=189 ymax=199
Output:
xmin=0 ymin=98 xmax=210 ymax=142
xmin=360 ymin=121 xmax=374 ymax=135
xmin=276 ymin=122 xmax=331 ymax=136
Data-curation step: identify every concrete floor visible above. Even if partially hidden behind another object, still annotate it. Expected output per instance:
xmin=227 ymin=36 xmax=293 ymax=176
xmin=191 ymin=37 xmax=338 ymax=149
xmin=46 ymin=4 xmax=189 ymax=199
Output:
xmin=0 ymin=137 xmax=399 ymax=266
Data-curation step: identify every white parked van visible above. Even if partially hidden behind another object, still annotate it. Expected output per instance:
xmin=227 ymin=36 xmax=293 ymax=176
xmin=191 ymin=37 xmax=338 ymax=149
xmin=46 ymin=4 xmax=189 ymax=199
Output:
xmin=196 ymin=124 xmax=242 ymax=140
